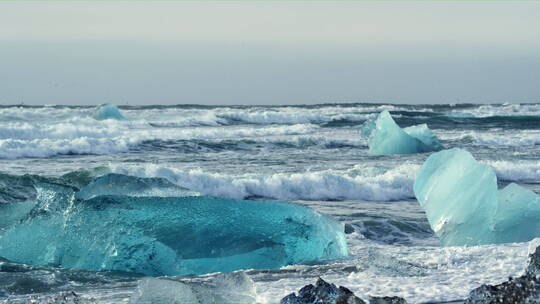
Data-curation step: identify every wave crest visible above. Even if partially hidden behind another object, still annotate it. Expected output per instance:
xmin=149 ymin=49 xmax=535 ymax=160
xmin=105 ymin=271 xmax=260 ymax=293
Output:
xmin=109 ymin=163 xmax=419 ymax=201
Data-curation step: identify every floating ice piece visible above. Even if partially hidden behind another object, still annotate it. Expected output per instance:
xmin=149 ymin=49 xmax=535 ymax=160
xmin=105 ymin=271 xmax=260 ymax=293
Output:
xmin=76 ymin=173 xmax=199 ymax=200
xmin=361 ymin=110 xmax=442 ymax=154
xmin=0 ymin=185 xmax=348 ymax=276
xmin=414 ymin=148 xmax=540 ymax=246
xmin=92 ymin=103 xmax=125 ymax=120
xmin=129 ymin=272 xmax=256 ymax=304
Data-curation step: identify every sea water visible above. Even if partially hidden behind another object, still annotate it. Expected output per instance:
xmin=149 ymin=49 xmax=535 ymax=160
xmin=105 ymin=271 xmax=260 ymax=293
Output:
xmin=0 ymin=103 xmax=539 ymax=303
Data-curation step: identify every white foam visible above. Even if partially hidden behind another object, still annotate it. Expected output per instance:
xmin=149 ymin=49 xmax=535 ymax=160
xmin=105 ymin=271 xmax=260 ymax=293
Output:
xmin=254 ymin=240 xmax=531 ymax=304
xmin=0 ymin=121 xmax=319 ymax=159
xmin=216 ymin=110 xmax=329 ymax=124
xmin=487 ymin=160 xmax=540 ymax=181
xmin=471 ymin=131 xmax=540 ymax=147
xmin=0 ymin=106 xmax=91 ymax=122
xmin=441 ymin=130 xmax=540 ymax=147
xmin=109 ymin=163 xmax=419 ymax=201
xmin=449 ymin=103 xmax=540 ymax=118
xmin=0 ymin=138 xmax=133 ymax=159
xmin=0 ymin=119 xmax=124 ymax=140
xmin=214 ymin=109 xmax=376 ymax=125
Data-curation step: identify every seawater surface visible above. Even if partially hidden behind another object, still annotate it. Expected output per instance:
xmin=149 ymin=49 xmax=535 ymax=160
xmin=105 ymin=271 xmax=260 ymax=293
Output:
xmin=1 ymin=103 xmax=539 ymax=303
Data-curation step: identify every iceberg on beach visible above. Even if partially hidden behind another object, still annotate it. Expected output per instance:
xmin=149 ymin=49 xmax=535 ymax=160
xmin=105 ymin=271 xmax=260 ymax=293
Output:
xmin=0 ymin=176 xmax=348 ymax=276
xmin=361 ymin=110 xmax=442 ymax=154
xmin=414 ymin=148 xmax=540 ymax=246
xmin=92 ymin=103 xmax=126 ymax=120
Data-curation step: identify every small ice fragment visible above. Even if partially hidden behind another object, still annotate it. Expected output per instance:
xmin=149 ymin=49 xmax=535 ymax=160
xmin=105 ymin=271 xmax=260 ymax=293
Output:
xmin=92 ymin=103 xmax=125 ymax=120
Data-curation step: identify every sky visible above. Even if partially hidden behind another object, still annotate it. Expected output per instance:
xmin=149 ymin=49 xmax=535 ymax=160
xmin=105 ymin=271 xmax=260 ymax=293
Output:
xmin=1 ymin=1 xmax=539 ymax=105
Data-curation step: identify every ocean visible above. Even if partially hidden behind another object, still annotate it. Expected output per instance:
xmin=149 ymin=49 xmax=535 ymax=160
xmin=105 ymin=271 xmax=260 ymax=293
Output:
xmin=1 ymin=103 xmax=539 ymax=303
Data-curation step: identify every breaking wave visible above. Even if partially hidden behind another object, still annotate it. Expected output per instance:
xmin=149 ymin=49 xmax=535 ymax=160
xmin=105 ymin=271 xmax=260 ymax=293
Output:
xmin=441 ymin=130 xmax=540 ymax=147
xmin=0 ymin=122 xmax=320 ymax=159
xmin=107 ymin=159 xmax=539 ymax=202
xmin=448 ymin=103 xmax=540 ymax=118
xmin=109 ymin=163 xmax=419 ymax=202
xmin=487 ymin=160 xmax=540 ymax=182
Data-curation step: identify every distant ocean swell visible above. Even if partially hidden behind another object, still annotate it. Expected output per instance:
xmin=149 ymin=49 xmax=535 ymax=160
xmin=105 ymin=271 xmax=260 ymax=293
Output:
xmin=1 ymin=131 xmax=539 ymax=159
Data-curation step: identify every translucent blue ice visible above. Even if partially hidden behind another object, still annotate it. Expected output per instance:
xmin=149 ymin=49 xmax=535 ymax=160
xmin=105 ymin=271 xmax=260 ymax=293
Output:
xmin=129 ymin=273 xmax=257 ymax=304
xmin=493 ymin=183 xmax=540 ymax=243
xmin=361 ymin=110 xmax=442 ymax=154
xmin=92 ymin=103 xmax=126 ymax=120
xmin=76 ymin=173 xmax=199 ymax=200
xmin=0 ymin=178 xmax=348 ymax=276
xmin=414 ymin=148 xmax=540 ymax=246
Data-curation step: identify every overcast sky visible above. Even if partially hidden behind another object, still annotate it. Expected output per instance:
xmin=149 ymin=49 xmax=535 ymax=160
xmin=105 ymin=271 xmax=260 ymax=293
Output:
xmin=1 ymin=1 xmax=539 ymax=105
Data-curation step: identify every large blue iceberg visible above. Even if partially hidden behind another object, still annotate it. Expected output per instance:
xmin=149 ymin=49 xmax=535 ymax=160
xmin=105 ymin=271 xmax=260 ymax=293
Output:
xmin=0 ymin=175 xmax=348 ymax=276
xmin=92 ymin=103 xmax=126 ymax=120
xmin=361 ymin=110 xmax=442 ymax=154
xmin=414 ymin=148 xmax=540 ymax=246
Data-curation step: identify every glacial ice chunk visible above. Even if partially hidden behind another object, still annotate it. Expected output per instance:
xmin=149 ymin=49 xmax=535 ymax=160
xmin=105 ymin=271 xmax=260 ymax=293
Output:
xmin=130 ymin=278 xmax=200 ymax=304
xmin=0 ymin=184 xmax=348 ymax=276
xmin=414 ymin=148 xmax=540 ymax=246
xmin=129 ymin=272 xmax=256 ymax=304
xmin=92 ymin=103 xmax=125 ymax=120
xmin=76 ymin=173 xmax=199 ymax=200
xmin=492 ymin=183 xmax=540 ymax=243
xmin=361 ymin=110 xmax=442 ymax=154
